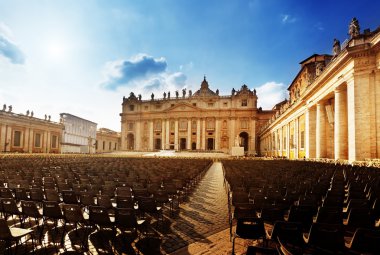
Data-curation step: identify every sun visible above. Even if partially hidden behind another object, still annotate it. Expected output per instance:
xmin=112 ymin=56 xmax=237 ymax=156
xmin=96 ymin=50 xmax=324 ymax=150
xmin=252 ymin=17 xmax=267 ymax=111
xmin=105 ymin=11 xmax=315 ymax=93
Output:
xmin=46 ymin=41 xmax=67 ymax=60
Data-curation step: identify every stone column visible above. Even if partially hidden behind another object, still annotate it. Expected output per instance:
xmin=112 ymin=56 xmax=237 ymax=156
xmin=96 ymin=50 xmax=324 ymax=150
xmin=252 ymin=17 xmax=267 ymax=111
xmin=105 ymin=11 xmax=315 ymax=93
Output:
xmin=215 ymin=119 xmax=220 ymax=150
xmin=187 ymin=119 xmax=191 ymax=149
xmin=286 ymin=123 xmax=290 ymax=158
xmin=229 ymin=118 xmax=236 ymax=150
xmin=334 ymin=86 xmax=348 ymax=160
xmin=135 ymin=121 xmax=141 ymax=150
xmin=250 ymin=118 xmax=256 ymax=155
xmin=201 ymin=119 xmax=206 ymax=150
xmin=174 ymin=119 xmax=179 ymax=150
xmin=0 ymin=124 xmax=5 ymax=152
xmin=149 ymin=121 xmax=154 ymax=150
xmin=196 ymin=119 xmax=201 ymax=150
xmin=306 ymin=106 xmax=316 ymax=158
xmin=165 ymin=120 xmax=170 ymax=150
xmin=316 ymin=102 xmax=327 ymax=158
xmin=294 ymin=118 xmax=299 ymax=159
xmin=161 ymin=120 xmax=165 ymax=150
xmin=46 ymin=131 xmax=51 ymax=153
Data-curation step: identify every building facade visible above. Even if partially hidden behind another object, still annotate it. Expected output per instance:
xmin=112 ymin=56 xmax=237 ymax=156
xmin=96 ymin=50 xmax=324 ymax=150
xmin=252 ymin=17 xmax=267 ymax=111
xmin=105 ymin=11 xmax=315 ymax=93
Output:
xmin=60 ymin=113 xmax=97 ymax=153
xmin=0 ymin=106 xmax=63 ymax=153
xmin=96 ymin=128 xmax=121 ymax=153
xmin=120 ymin=78 xmax=271 ymax=154
xmin=259 ymin=21 xmax=380 ymax=162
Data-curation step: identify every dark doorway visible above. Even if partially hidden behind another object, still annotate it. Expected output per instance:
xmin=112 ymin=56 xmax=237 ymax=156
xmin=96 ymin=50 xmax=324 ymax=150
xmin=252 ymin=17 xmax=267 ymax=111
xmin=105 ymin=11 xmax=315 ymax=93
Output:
xmin=180 ymin=138 xmax=186 ymax=150
xmin=155 ymin=139 xmax=161 ymax=150
xmin=207 ymin=138 xmax=214 ymax=150
xmin=239 ymin=132 xmax=249 ymax=151
xmin=127 ymin=134 xmax=134 ymax=150
xmin=192 ymin=142 xmax=196 ymax=150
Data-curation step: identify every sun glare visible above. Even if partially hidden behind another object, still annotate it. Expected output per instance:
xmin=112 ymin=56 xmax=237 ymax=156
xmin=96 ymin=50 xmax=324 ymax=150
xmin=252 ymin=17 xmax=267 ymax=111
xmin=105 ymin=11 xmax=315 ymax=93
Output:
xmin=47 ymin=42 xmax=67 ymax=60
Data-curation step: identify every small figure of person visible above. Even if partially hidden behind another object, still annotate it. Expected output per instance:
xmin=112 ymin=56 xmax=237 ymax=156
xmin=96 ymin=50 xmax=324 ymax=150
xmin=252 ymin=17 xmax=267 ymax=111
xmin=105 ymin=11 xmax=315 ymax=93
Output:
xmin=333 ymin=38 xmax=341 ymax=57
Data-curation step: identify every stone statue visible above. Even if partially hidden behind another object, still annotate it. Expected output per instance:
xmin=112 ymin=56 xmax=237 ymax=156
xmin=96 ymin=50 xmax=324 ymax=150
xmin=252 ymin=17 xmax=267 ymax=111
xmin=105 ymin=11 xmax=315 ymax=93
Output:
xmin=349 ymin=17 xmax=360 ymax=38
xmin=175 ymin=90 xmax=179 ymax=99
xmin=216 ymin=89 xmax=219 ymax=95
xmin=2 ymin=104 xmax=6 ymax=111
xmin=253 ymin=89 xmax=256 ymax=95
xmin=333 ymin=38 xmax=341 ymax=57
xmin=163 ymin=92 xmax=166 ymax=99
xmin=189 ymin=90 xmax=192 ymax=97
xmin=182 ymin=88 xmax=186 ymax=98
xmin=316 ymin=62 xmax=325 ymax=76
xmin=129 ymin=92 xmax=135 ymax=98
xmin=232 ymin=88 xmax=236 ymax=96
xmin=151 ymin=93 xmax=154 ymax=100
xmin=138 ymin=94 xmax=142 ymax=101
xmin=48 ymin=115 xmax=51 ymax=121
xmin=168 ymin=91 xmax=170 ymax=99
xmin=8 ymin=105 xmax=12 ymax=112
xmin=44 ymin=114 xmax=47 ymax=120
xmin=234 ymin=135 xmax=240 ymax=147
xmin=31 ymin=111 xmax=34 ymax=117
xmin=26 ymin=110 xmax=29 ymax=116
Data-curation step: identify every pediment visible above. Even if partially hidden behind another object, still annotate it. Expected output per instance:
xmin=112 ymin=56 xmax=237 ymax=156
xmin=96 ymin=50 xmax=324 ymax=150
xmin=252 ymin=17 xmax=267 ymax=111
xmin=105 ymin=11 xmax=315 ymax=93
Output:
xmin=165 ymin=103 xmax=200 ymax=112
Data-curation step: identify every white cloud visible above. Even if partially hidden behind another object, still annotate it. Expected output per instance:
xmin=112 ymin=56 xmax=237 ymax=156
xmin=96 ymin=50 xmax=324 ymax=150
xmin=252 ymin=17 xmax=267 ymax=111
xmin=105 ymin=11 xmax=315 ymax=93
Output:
xmin=255 ymin=81 xmax=288 ymax=110
xmin=101 ymin=53 xmax=187 ymax=99
xmin=314 ymin=22 xmax=324 ymax=31
xmin=281 ymin=14 xmax=297 ymax=24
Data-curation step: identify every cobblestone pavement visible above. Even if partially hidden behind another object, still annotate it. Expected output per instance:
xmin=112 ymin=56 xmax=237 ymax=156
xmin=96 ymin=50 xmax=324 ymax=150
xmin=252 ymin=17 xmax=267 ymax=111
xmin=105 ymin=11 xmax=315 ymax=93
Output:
xmin=160 ymin=161 xmax=230 ymax=254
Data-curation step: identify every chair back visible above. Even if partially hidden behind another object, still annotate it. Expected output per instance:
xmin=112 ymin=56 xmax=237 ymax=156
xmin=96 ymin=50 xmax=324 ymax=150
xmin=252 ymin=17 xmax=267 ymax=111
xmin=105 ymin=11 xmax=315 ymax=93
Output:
xmin=349 ymin=228 xmax=380 ymax=254
xmin=307 ymin=223 xmax=344 ymax=252
xmin=115 ymin=208 xmax=137 ymax=229
xmin=21 ymin=200 xmax=41 ymax=218
xmin=0 ymin=219 xmax=12 ymax=239
xmin=271 ymin=221 xmax=303 ymax=245
xmin=63 ymin=204 xmax=84 ymax=223
xmin=43 ymin=201 xmax=63 ymax=219
xmin=236 ymin=217 xmax=266 ymax=240
xmin=89 ymin=206 xmax=112 ymax=226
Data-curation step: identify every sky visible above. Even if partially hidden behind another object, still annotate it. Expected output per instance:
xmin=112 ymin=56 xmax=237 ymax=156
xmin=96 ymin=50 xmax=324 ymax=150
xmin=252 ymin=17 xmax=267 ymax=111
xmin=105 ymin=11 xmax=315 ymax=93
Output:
xmin=0 ymin=0 xmax=379 ymax=131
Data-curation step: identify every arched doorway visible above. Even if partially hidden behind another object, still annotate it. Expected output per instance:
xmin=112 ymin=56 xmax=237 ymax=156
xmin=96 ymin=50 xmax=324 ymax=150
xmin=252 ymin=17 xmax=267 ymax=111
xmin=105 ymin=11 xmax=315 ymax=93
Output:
xmin=192 ymin=142 xmax=196 ymax=150
xmin=180 ymin=138 xmax=186 ymax=150
xmin=127 ymin=134 xmax=134 ymax=150
xmin=239 ymin=132 xmax=249 ymax=151
xmin=207 ymin=138 xmax=214 ymax=150
xmin=155 ymin=138 xmax=161 ymax=150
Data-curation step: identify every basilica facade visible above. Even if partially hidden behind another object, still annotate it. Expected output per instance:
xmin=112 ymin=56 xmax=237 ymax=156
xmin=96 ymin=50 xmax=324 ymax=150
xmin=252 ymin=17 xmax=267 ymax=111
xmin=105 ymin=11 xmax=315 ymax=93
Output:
xmin=120 ymin=78 xmax=273 ymax=154
xmin=258 ymin=20 xmax=380 ymax=161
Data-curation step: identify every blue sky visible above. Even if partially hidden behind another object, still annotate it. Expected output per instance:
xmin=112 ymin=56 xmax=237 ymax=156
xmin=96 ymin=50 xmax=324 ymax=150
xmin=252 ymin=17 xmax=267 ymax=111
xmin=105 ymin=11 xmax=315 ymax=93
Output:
xmin=0 ymin=0 xmax=379 ymax=131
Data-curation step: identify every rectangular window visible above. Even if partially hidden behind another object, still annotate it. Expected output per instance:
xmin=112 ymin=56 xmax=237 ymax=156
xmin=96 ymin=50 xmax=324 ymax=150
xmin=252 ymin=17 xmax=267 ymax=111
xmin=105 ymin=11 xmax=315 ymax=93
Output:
xmin=223 ymin=102 xmax=228 ymax=107
xmin=95 ymin=140 xmax=98 ymax=150
xmin=179 ymin=120 xmax=187 ymax=130
xmin=155 ymin=104 xmax=161 ymax=109
xmin=114 ymin=143 xmax=117 ymax=150
xmin=128 ymin=122 xmax=134 ymax=131
xmin=109 ymin=142 xmax=111 ymax=150
xmin=34 ymin=133 xmax=41 ymax=148
xmin=240 ymin=120 xmax=248 ymax=129
xmin=192 ymin=103 xmax=197 ymax=107
xmin=206 ymin=119 xmax=215 ymax=130
xmin=129 ymin=105 xmax=135 ymax=111
xmin=192 ymin=121 xmax=197 ymax=130
xmin=154 ymin=121 xmax=161 ymax=131
xmin=51 ymin=135 xmax=58 ymax=149
xmin=208 ymin=103 xmax=214 ymax=107
xmin=103 ymin=141 xmax=105 ymax=150
xmin=241 ymin=99 xmax=248 ymax=106
xmin=13 ymin=131 xmax=21 ymax=147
